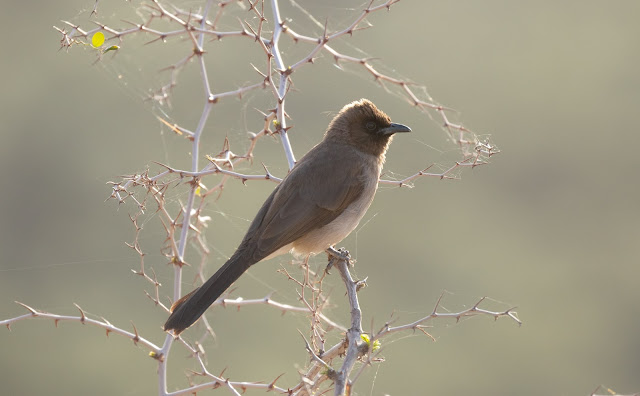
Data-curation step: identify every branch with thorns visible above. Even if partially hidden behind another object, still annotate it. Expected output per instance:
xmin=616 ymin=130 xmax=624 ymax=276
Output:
xmin=41 ymin=1 xmax=509 ymax=395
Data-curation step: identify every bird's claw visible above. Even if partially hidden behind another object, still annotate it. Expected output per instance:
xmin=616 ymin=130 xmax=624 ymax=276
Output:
xmin=325 ymin=246 xmax=352 ymax=274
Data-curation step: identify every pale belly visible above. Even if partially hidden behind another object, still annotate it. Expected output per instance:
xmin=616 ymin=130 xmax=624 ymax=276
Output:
xmin=264 ymin=183 xmax=377 ymax=260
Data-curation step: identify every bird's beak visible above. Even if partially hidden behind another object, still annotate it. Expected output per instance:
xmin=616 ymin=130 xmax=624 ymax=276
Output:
xmin=380 ymin=123 xmax=411 ymax=135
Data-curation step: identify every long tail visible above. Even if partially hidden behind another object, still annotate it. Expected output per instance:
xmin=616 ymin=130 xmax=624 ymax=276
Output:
xmin=164 ymin=252 xmax=254 ymax=334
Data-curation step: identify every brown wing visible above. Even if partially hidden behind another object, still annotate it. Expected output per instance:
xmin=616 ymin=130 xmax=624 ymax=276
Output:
xmin=239 ymin=143 xmax=366 ymax=261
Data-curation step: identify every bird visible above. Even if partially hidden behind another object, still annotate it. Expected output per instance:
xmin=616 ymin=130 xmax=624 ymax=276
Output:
xmin=164 ymin=99 xmax=411 ymax=334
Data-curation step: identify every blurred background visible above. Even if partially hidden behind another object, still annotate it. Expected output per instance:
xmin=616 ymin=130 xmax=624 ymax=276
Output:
xmin=1 ymin=1 xmax=639 ymax=395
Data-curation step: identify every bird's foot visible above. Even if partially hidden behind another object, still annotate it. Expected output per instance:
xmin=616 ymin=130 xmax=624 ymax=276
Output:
xmin=325 ymin=246 xmax=352 ymax=274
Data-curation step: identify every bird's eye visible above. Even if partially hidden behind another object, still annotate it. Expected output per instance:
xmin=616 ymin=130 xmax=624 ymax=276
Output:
xmin=366 ymin=122 xmax=377 ymax=131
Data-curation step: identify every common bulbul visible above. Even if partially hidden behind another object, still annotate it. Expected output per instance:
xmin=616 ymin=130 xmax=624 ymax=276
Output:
xmin=164 ymin=99 xmax=411 ymax=334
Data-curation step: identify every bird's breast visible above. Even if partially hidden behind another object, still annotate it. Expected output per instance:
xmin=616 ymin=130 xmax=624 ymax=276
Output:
xmin=291 ymin=156 xmax=380 ymax=256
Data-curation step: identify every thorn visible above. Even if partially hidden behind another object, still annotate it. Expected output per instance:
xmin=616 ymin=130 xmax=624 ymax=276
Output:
xmin=74 ymin=303 xmax=86 ymax=323
xmin=153 ymin=161 xmax=173 ymax=171
xmin=268 ymin=373 xmax=285 ymax=390
xmin=432 ymin=292 xmax=445 ymax=315
xmin=322 ymin=18 xmax=329 ymax=42
xmin=264 ymin=291 xmax=275 ymax=302
xmin=15 ymin=301 xmax=38 ymax=315
xmin=473 ymin=296 xmax=487 ymax=309
xmin=262 ymin=163 xmax=271 ymax=179
xmin=250 ymin=63 xmax=267 ymax=78
xmin=131 ymin=321 xmax=140 ymax=345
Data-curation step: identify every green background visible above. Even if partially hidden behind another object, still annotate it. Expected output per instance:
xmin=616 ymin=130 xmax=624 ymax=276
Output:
xmin=1 ymin=1 xmax=639 ymax=395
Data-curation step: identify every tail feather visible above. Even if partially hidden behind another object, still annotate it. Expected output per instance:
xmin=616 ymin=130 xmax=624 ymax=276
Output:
xmin=164 ymin=253 xmax=253 ymax=334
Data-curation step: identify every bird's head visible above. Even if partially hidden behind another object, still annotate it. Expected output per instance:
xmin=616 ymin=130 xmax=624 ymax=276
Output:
xmin=325 ymin=99 xmax=411 ymax=158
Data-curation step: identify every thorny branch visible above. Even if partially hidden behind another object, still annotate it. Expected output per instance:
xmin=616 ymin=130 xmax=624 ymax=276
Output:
xmin=12 ymin=0 xmax=508 ymax=394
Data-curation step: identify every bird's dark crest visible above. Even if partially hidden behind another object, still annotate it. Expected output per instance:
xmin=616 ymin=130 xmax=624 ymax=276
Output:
xmin=338 ymin=99 xmax=392 ymax=130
